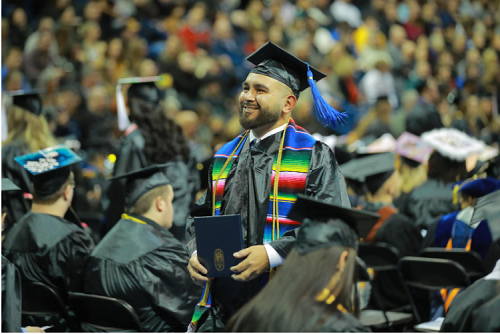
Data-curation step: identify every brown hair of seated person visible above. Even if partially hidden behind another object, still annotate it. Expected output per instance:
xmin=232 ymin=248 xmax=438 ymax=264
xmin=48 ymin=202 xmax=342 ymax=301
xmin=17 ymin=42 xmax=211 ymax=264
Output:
xmin=31 ymin=173 xmax=75 ymax=219
xmin=427 ymin=150 xmax=468 ymax=184
xmin=225 ymin=246 xmax=357 ymax=332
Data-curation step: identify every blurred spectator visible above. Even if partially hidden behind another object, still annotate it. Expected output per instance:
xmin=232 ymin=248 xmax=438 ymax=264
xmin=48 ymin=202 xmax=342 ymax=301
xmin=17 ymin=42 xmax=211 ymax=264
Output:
xmin=330 ymin=0 xmax=362 ymax=29
xmin=392 ymin=89 xmax=418 ymax=138
xmin=78 ymin=86 xmax=114 ymax=148
xmin=8 ymin=8 xmax=30 ymax=50
xmin=406 ymin=77 xmax=443 ymax=135
xmin=24 ymin=17 xmax=59 ymax=60
xmin=23 ymin=31 xmax=56 ymax=84
xmin=177 ymin=3 xmax=211 ymax=53
xmin=359 ymin=59 xmax=398 ymax=108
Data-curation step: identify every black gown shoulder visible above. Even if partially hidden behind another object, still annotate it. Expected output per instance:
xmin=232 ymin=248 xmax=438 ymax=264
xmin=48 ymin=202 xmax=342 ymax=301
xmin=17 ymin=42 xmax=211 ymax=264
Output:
xmin=84 ymin=217 xmax=200 ymax=332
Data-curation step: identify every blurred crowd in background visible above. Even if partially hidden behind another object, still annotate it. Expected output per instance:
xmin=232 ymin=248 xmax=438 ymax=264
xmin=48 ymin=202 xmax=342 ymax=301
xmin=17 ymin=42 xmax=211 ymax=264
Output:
xmin=2 ymin=0 xmax=500 ymax=211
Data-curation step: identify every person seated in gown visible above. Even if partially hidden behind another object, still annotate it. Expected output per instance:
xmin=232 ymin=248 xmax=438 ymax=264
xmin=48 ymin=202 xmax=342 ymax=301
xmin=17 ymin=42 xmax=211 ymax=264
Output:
xmin=225 ymin=195 xmax=370 ymax=332
xmin=340 ymin=152 xmax=423 ymax=310
xmin=3 ymin=146 xmax=95 ymax=331
xmin=395 ymin=128 xmax=485 ymax=230
xmin=430 ymin=176 xmax=500 ymax=259
xmin=440 ymin=259 xmax=500 ymax=332
xmin=83 ymin=165 xmax=200 ymax=332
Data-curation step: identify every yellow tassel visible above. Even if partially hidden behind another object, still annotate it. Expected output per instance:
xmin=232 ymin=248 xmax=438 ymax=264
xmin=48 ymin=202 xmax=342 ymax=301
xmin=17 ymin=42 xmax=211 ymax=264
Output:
xmin=337 ymin=304 xmax=348 ymax=314
xmin=316 ymin=288 xmax=331 ymax=302
xmin=326 ymin=294 xmax=336 ymax=304
xmin=453 ymin=184 xmax=460 ymax=204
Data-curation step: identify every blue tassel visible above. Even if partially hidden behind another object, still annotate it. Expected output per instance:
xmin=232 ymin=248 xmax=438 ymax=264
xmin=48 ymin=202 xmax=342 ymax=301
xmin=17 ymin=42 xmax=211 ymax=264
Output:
xmin=306 ymin=63 xmax=348 ymax=128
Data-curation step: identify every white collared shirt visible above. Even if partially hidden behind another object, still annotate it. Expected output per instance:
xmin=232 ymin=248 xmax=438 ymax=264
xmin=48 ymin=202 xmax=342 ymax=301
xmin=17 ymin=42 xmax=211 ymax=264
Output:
xmin=485 ymin=260 xmax=500 ymax=280
xmin=192 ymin=124 xmax=288 ymax=269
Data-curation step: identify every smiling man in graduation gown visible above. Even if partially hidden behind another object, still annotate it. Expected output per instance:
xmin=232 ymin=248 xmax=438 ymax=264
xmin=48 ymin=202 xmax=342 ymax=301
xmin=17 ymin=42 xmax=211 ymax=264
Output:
xmin=3 ymin=145 xmax=95 ymax=331
xmin=84 ymin=165 xmax=200 ymax=332
xmin=185 ymin=42 xmax=350 ymax=331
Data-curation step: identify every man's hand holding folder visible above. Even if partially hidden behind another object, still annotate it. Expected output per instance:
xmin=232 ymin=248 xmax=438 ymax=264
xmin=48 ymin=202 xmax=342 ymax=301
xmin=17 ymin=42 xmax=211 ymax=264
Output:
xmin=187 ymin=245 xmax=270 ymax=284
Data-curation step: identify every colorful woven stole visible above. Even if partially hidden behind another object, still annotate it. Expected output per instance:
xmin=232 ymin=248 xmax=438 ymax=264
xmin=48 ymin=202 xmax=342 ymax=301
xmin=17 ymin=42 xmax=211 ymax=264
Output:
xmin=188 ymin=119 xmax=316 ymax=331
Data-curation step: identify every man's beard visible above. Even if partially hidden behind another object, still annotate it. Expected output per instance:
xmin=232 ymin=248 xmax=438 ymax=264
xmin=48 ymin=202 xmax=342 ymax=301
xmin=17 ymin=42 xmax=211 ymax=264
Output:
xmin=239 ymin=102 xmax=281 ymax=130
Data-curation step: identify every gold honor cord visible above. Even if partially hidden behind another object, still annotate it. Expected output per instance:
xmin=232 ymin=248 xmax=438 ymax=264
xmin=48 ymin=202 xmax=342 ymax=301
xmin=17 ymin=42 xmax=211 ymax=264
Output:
xmin=121 ymin=213 xmax=147 ymax=224
xmin=212 ymin=131 xmax=250 ymax=216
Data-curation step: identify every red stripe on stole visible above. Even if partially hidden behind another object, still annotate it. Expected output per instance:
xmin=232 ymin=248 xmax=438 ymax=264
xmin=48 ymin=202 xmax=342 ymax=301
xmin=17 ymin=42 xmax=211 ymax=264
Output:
xmin=265 ymin=217 xmax=301 ymax=225
xmin=271 ymin=171 xmax=307 ymax=189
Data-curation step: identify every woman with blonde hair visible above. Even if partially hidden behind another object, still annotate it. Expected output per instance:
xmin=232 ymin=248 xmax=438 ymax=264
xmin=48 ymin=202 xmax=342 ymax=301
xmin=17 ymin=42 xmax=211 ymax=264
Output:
xmin=225 ymin=196 xmax=368 ymax=332
xmin=2 ymin=92 xmax=56 ymax=231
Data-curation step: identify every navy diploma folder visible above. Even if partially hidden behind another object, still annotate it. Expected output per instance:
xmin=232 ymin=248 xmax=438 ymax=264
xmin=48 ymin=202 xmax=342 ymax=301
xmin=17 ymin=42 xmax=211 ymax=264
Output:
xmin=194 ymin=214 xmax=244 ymax=278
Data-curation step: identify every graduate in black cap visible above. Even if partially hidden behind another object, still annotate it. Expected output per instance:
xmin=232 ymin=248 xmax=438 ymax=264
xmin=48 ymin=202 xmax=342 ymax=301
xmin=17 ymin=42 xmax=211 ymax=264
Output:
xmin=225 ymin=195 xmax=370 ymax=332
xmin=185 ymin=42 xmax=350 ymax=331
xmin=2 ymin=145 xmax=95 ymax=331
xmin=105 ymin=76 xmax=199 ymax=241
xmin=340 ymin=152 xmax=423 ymax=310
xmin=84 ymin=165 xmax=200 ymax=332
xmin=1 ymin=91 xmax=56 ymax=233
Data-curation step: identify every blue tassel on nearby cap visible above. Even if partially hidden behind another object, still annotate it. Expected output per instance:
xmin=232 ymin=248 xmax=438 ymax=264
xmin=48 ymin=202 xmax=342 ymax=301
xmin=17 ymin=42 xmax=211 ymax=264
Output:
xmin=306 ymin=63 xmax=348 ymax=128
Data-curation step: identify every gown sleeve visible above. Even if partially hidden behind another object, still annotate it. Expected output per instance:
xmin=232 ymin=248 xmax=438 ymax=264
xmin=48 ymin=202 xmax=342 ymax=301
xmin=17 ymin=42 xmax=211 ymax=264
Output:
xmin=269 ymin=141 xmax=350 ymax=258
xmin=53 ymin=229 xmax=95 ymax=295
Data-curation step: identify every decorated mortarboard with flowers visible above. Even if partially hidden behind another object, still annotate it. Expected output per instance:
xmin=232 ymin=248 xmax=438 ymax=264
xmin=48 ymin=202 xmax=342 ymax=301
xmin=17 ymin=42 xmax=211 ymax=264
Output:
xmin=287 ymin=194 xmax=380 ymax=253
xmin=246 ymin=41 xmax=347 ymax=128
xmin=395 ymin=132 xmax=433 ymax=164
xmin=14 ymin=145 xmax=82 ymax=199
xmin=421 ymin=128 xmax=485 ymax=161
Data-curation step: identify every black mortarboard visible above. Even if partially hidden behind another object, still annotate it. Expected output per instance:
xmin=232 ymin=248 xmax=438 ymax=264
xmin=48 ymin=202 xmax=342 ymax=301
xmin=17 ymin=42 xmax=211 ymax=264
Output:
xmin=340 ymin=152 xmax=395 ymax=195
xmin=2 ymin=178 xmax=21 ymax=192
xmin=9 ymin=90 xmax=43 ymax=116
xmin=118 ymin=76 xmax=162 ymax=105
xmin=14 ymin=145 xmax=82 ymax=199
xmin=110 ymin=164 xmax=171 ymax=209
xmin=288 ymin=194 xmax=380 ymax=254
xmin=246 ymin=41 xmax=347 ymax=128
xmin=247 ymin=42 xmax=326 ymax=97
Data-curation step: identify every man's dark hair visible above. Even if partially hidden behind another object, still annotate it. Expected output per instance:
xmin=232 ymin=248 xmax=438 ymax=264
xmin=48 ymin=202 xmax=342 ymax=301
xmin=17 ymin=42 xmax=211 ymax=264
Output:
xmin=32 ymin=173 xmax=74 ymax=205
xmin=127 ymin=185 xmax=171 ymax=215
xmin=427 ymin=151 xmax=468 ymax=184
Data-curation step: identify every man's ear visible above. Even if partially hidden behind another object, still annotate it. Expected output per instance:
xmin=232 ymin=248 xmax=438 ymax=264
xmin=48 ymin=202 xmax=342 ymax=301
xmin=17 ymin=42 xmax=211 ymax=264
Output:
xmin=282 ymin=94 xmax=297 ymax=115
xmin=63 ymin=184 xmax=72 ymax=201
xmin=156 ymin=196 xmax=165 ymax=212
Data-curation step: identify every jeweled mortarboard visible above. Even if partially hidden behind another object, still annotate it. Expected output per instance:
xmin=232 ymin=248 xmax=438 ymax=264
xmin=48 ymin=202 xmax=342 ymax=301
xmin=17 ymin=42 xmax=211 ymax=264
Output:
xmin=421 ymin=128 xmax=485 ymax=162
xmin=395 ymin=132 xmax=433 ymax=164
xmin=14 ymin=145 xmax=82 ymax=199
xmin=288 ymin=194 xmax=380 ymax=254
xmin=7 ymin=90 xmax=44 ymax=116
xmin=2 ymin=178 xmax=21 ymax=193
xmin=246 ymin=41 xmax=347 ymax=128
xmin=340 ymin=152 xmax=395 ymax=195
xmin=116 ymin=76 xmax=171 ymax=131
xmin=110 ymin=164 xmax=171 ymax=209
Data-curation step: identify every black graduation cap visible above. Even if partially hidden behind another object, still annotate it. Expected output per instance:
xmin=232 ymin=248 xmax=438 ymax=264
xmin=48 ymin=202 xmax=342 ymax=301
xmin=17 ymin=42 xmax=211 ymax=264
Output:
xmin=246 ymin=41 xmax=347 ymax=128
xmin=110 ymin=164 xmax=171 ymax=209
xmin=8 ymin=90 xmax=44 ymax=116
xmin=340 ymin=152 xmax=395 ymax=195
xmin=2 ymin=178 xmax=21 ymax=192
xmin=118 ymin=76 xmax=162 ymax=105
xmin=14 ymin=145 xmax=82 ymax=200
xmin=288 ymin=194 xmax=380 ymax=254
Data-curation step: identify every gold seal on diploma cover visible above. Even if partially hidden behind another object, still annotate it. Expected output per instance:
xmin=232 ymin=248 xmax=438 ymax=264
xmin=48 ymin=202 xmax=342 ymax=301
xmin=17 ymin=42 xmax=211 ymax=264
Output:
xmin=214 ymin=248 xmax=225 ymax=271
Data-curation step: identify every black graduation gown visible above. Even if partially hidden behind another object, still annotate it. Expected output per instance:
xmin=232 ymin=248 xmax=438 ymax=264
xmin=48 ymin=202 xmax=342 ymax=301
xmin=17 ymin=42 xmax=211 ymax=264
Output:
xmin=186 ymin=131 xmax=350 ymax=329
xmin=440 ymin=279 xmax=500 ymax=332
xmin=319 ymin=312 xmax=371 ymax=332
xmin=394 ymin=179 xmax=458 ymax=229
xmin=105 ymin=129 xmax=199 ymax=241
xmin=83 ymin=214 xmax=201 ymax=332
xmin=2 ymin=212 xmax=95 ymax=331
xmin=2 ymin=256 xmax=22 ymax=333
xmin=371 ymin=211 xmax=423 ymax=310
xmin=1 ymin=142 xmax=32 ymax=232
xmin=470 ymin=292 xmax=500 ymax=332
